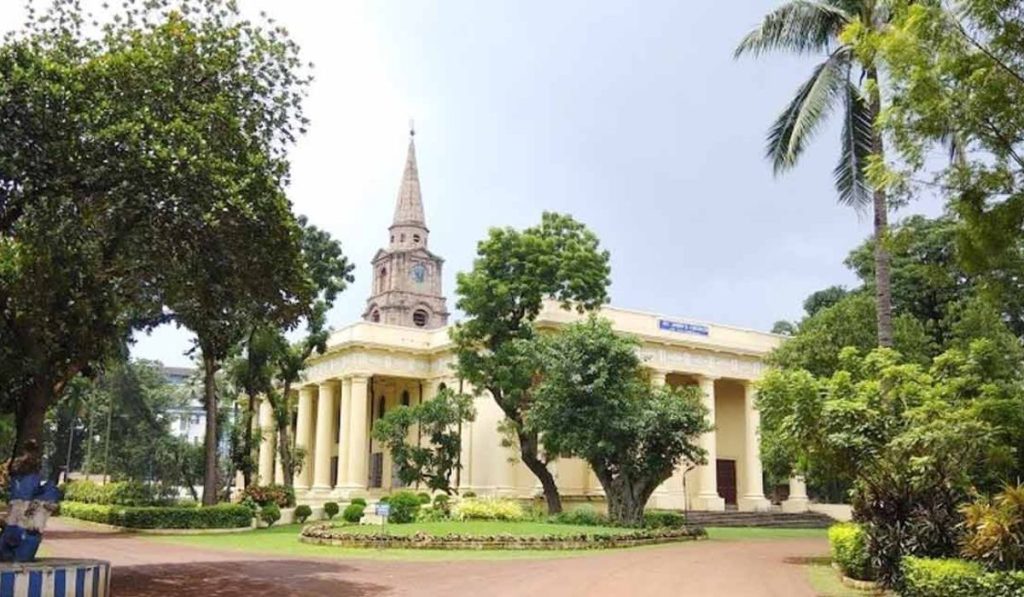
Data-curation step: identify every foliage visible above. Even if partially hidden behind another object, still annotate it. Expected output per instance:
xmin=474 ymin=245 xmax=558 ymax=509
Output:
xmin=432 ymin=494 xmax=450 ymax=514
xmin=371 ymin=387 xmax=475 ymax=495
xmin=386 ymin=491 xmax=422 ymax=524
xmin=829 ymin=523 xmax=874 ymax=581
xmin=452 ymin=498 xmax=526 ymax=522
xmin=60 ymin=502 xmax=252 ymax=529
xmin=416 ymin=492 xmax=432 ymax=505
xmin=350 ymin=497 xmax=367 ymax=507
xmin=323 ymin=502 xmax=339 ymax=520
xmin=530 ymin=317 xmax=710 ymax=526
xmin=294 ymin=505 xmax=312 ymax=524
xmin=342 ymin=503 xmax=365 ymax=524
xmin=452 ymin=212 xmax=611 ymax=514
xmin=549 ymin=506 xmax=609 ymax=527
xmin=960 ymin=485 xmax=1024 ymax=571
xmin=259 ymin=503 xmax=281 ymax=528
xmin=61 ymin=480 xmax=174 ymax=507
xmin=901 ymin=557 xmax=1024 ymax=597
xmin=240 ymin=484 xmax=296 ymax=509
xmin=642 ymin=510 xmax=687 ymax=530
xmin=736 ymin=0 xmax=896 ymax=347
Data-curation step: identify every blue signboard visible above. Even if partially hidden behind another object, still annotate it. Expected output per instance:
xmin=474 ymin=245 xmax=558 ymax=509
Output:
xmin=658 ymin=319 xmax=710 ymax=337
xmin=375 ymin=503 xmax=391 ymax=518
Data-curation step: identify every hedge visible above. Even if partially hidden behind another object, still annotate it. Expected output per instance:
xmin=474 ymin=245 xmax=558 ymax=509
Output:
xmin=901 ymin=557 xmax=1024 ymax=597
xmin=61 ymin=480 xmax=174 ymax=506
xmin=452 ymin=498 xmax=525 ymax=522
xmin=60 ymin=501 xmax=252 ymax=529
xmin=239 ymin=484 xmax=295 ymax=508
xmin=828 ymin=522 xmax=874 ymax=581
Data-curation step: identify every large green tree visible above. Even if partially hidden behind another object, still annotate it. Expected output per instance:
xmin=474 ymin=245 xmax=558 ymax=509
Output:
xmin=451 ymin=212 xmax=611 ymax=514
xmin=530 ymin=318 xmax=710 ymax=526
xmin=736 ymin=0 xmax=896 ymax=347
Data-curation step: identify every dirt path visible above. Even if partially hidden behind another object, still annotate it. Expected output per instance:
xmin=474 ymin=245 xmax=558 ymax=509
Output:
xmin=44 ymin=520 xmax=829 ymax=596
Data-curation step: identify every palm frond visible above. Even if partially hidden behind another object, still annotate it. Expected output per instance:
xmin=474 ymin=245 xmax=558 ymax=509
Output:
xmin=833 ymin=81 xmax=874 ymax=209
xmin=767 ymin=47 xmax=852 ymax=174
xmin=735 ymin=0 xmax=851 ymax=58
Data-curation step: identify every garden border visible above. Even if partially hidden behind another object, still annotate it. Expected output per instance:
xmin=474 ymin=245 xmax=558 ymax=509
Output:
xmin=299 ymin=523 xmax=706 ymax=550
xmin=56 ymin=516 xmax=257 ymax=535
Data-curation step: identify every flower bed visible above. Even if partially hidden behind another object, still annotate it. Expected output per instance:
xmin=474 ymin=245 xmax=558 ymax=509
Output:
xmin=299 ymin=522 xmax=706 ymax=550
xmin=60 ymin=501 xmax=252 ymax=530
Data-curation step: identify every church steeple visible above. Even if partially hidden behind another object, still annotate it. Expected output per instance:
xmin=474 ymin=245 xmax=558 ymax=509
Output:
xmin=363 ymin=128 xmax=449 ymax=329
xmin=389 ymin=128 xmax=429 ymax=250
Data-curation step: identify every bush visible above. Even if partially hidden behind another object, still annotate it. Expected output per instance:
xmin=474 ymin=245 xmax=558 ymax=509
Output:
xmin=432 ymin=494 xmax=451 ymax=513
xmin=61 ymin=480 xmax=174 ymax=506
xmin=260 ymin=503 xmax=281 ymax=527
xmin=416 ymin=492 xmax=432 ymax=505
xmin=378 ymin=495 xmax=390 ymax=504
xmin=901 ymin=557 xmax=1024 ymax=597
xmin=643 ymin=510 xmax=686 ymax=529
xmin=387 ymin=491 xmax=422 ymax=524
xmin=960 ymin=484 xmax=1024 ymax=571
xmin=453 ymin=497 xmax=525 ymax=522
xmin=462 ymin=491 xmax=476 ymax=498
xmin=323 ymin=502 xmax=340 ymax=520
xmin=350 ymin=497 xmax=367 ymax=507
xmin=549 ymin=505 xmax=608 ymax=527
xmin=60 ymin=501 xmax=252 ymax=529
xmin=294 ymin=505 xmax=312 ymax=524
xmin=343 ymin=503 xmax=365 ymax=523
xmin=829 ymin=523 xmax=874 ymax=581
xmin=240 ymin=484 xmax=295 ymax=508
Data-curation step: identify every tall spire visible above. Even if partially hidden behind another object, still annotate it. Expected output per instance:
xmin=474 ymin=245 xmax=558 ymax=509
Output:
xmin=392 ymin=128 xmax=426 ymax=228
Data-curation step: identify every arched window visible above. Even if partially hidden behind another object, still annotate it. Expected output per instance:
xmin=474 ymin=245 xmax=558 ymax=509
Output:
xmin=413 ymin=309 xmax=428 ymax=327
xmin=413 ymin=234 xmax=421 ymax=244
xmin=438 ymin=382 xmax=447 ymax=393
xmin=378 ymin=267 xmax=387 ymax=293
xmin=400 ymin=233 xmax=406 ymax=243
xmin=371 ymin=309 xmax=380 ymax=323
xmin=401 ymin=390 xmax=410 ymax=406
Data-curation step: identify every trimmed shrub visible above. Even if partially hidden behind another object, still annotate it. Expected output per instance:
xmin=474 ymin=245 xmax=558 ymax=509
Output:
xmin=350 ymin=497 xmax=367 ymax=507
xmin=901 ymin=557 xmax=1024 ymax=597
xmin=643 ymin=510 xmax=686 ymax=529
xmin=378 ymin=495 xmax=390 ymax=504
xmin=61 ymin=480 xmax=173 ymax=506
xmin=60 ymin=501 xmax=252 ymax=529
xmin=453 ymin=497 xmax=525 ymax=522
xmin=432 ymin=494 xmax=450 ymax=513
xmin=387 ymin=491 xmax=422 ymax=524
xmin=416 ymin=492 xmax=432 ymax=505
xmin=829 ymin=523 xmax=874 ymax=581
xmin=240 ymin=484 xmax=295 ymax=508
xmin=550 ymin=506 xmax=608 ymax=527
xmin=294 ymin=505 xmax=312 ymax=524
xmin=462 ymin=491 xmax=476 ymax=498
xmin=260 ymin=503 xmax=281 ymax=527
xmin=323 ymin=502 xmax=340 ymax=520
xmin=343 ymin=503 xmax=365 ymax=523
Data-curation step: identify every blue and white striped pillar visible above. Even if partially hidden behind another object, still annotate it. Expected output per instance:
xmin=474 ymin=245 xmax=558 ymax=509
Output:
xmin=0 ymin=559 xmax=110 ymax=597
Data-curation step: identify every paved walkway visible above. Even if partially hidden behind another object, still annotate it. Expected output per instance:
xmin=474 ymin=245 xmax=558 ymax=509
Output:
xmin=43 ymin=520 xmax=829 ymax=596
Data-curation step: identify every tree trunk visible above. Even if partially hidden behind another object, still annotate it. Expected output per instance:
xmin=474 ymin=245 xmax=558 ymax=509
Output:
xmin=517 ymin=429 xmax=562 ymax=514
xmin=593 ymin=466 xmax=665 ymax=527
xmin=867 ymin=66 xmax=894 ymax=348
xmin=11 ymin=380 xmax=50 ymax=478
xmin=276 ymin=397 xmax=294 ymax=489
xmin=201 ymin=354 xmax=219 ymax=506
xmin=242 ymin=395 xmax=255 ymax=488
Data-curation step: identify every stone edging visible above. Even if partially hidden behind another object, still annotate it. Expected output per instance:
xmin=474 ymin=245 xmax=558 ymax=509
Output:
xmin=299 ymin=524 xmax=706 ymax=550
xmin=831 ymin=562 xmax=881 ymax=591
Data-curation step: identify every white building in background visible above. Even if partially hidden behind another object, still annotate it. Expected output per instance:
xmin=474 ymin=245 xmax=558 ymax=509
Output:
xmin=163 ymin=366 xmax=205 ymax=444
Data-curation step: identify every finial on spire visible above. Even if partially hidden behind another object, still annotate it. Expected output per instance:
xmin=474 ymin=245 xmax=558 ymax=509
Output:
xmin=409 ymin=118 xmax=415 ymax=137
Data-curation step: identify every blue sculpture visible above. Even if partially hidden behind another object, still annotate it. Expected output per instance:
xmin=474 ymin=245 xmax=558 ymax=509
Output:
xmin=0 ymin=473 xmax=62 ymax=562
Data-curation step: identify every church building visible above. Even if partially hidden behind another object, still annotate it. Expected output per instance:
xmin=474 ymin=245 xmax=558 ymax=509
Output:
xmin=255 ymin=133 xmax=808 ymax=513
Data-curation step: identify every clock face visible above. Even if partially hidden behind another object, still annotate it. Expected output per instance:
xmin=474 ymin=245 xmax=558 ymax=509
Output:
xmin=411 ymin=263 xmax=427 ymax=284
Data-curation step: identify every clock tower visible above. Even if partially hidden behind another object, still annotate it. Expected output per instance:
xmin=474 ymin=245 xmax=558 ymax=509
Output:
xmin=363 ymin=130 xmax=450 ymax=329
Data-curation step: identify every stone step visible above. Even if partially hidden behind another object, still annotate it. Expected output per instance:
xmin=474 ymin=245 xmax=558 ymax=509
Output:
xmin=683 ymin=511 xmax=835 ymax=529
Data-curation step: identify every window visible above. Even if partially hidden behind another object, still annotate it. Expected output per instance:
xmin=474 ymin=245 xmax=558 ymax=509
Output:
xmin=413 ymin=234 xmax=421 ymax=244
xmin=390 ymin=235 xmax=394 ymax=243
xmin=401 ymin=390 xmax=410 ymax=406
xmin=438 ymin=382 xmax=448 ymax=392
xmin=377 ymin=396 xmax=386 ymax=419
xmin=400 ymin=233 xmax=406 ymax=242
xmin=413 ymin=309 xmax=428 ymax=327
xmin=371 ymin=309 xmax=380 ymax=323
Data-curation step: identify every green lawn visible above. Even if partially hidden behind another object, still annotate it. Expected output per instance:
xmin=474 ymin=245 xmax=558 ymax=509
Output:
xmin=806 ymin=560 xmax=882 ymax=597
xmin=705 ymin=526 xmax=828 ymax=540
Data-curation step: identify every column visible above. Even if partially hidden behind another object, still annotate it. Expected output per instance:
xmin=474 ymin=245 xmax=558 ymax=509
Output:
xmin=335 ymin=377 xmax=353 ymax=489
xmin=651 ymin=370 xmax=667 ymax=387
xmin=738 ymin=381 xmax=771 ymax=511
xmin=782 ymin=475 xmax=810 ymax=513
xmin=312 ymin=381 xmax=337 ymax=491
xmin=651 ymin=371 xmax=684 ymax=508
xmin=294 ymin=385 xmax=316 ymax=489
xmin=257 ymin=396 xmax=274 ymax=485
xmin=695 ymin=376 xmax=725 ymax=511
xmin=345 ymin=376 xmax=370 ymax=491
xmin=457 ymin=386 xmax=474 ymax=493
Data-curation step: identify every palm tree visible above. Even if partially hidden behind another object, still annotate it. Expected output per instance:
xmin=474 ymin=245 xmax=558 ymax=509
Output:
xmin=736 ymin=0 xmax=894 ymax=347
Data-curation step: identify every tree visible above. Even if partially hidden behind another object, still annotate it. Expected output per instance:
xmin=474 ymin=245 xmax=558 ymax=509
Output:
xmin=736 ymin=0 xmax=896 ymax=347
xmin=371 ymin=387 xmax=476 ymax=495
xmin=803 ymin=285 xmax=849 ymax=317
xmin=530 ymin=318 xmax=710 ymax=526
xmin=451 ymin=212 xmax=611 ymax=514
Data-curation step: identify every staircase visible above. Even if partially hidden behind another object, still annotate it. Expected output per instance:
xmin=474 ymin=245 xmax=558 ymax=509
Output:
xmin=684 ymin=510 xmax=834 ymax=529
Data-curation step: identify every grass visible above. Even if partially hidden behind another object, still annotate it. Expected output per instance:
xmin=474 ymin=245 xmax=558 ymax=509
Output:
xmin=806 ymin=559 xmax=882 ymax=597
xmin=324 ymin=520 xmax=632 ymax=536
xmin=705 ymin=526 xmax=828 ymax=540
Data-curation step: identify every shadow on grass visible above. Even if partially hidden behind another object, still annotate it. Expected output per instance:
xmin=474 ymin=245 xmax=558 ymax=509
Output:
xmin=112 ymin=559 xmax=388 ymax=597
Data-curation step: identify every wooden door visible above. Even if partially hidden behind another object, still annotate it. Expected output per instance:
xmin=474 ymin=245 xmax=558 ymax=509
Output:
xmin=716 ymin=459 xmax=738 ymax=506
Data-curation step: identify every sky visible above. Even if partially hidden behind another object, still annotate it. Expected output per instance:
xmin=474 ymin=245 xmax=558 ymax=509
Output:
xmin=0 ymin=0 xmax=944 ymax=368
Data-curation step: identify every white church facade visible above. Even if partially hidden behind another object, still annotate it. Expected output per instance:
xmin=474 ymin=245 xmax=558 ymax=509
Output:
xmin=254 ymin=133 xmax=807 ymax=513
